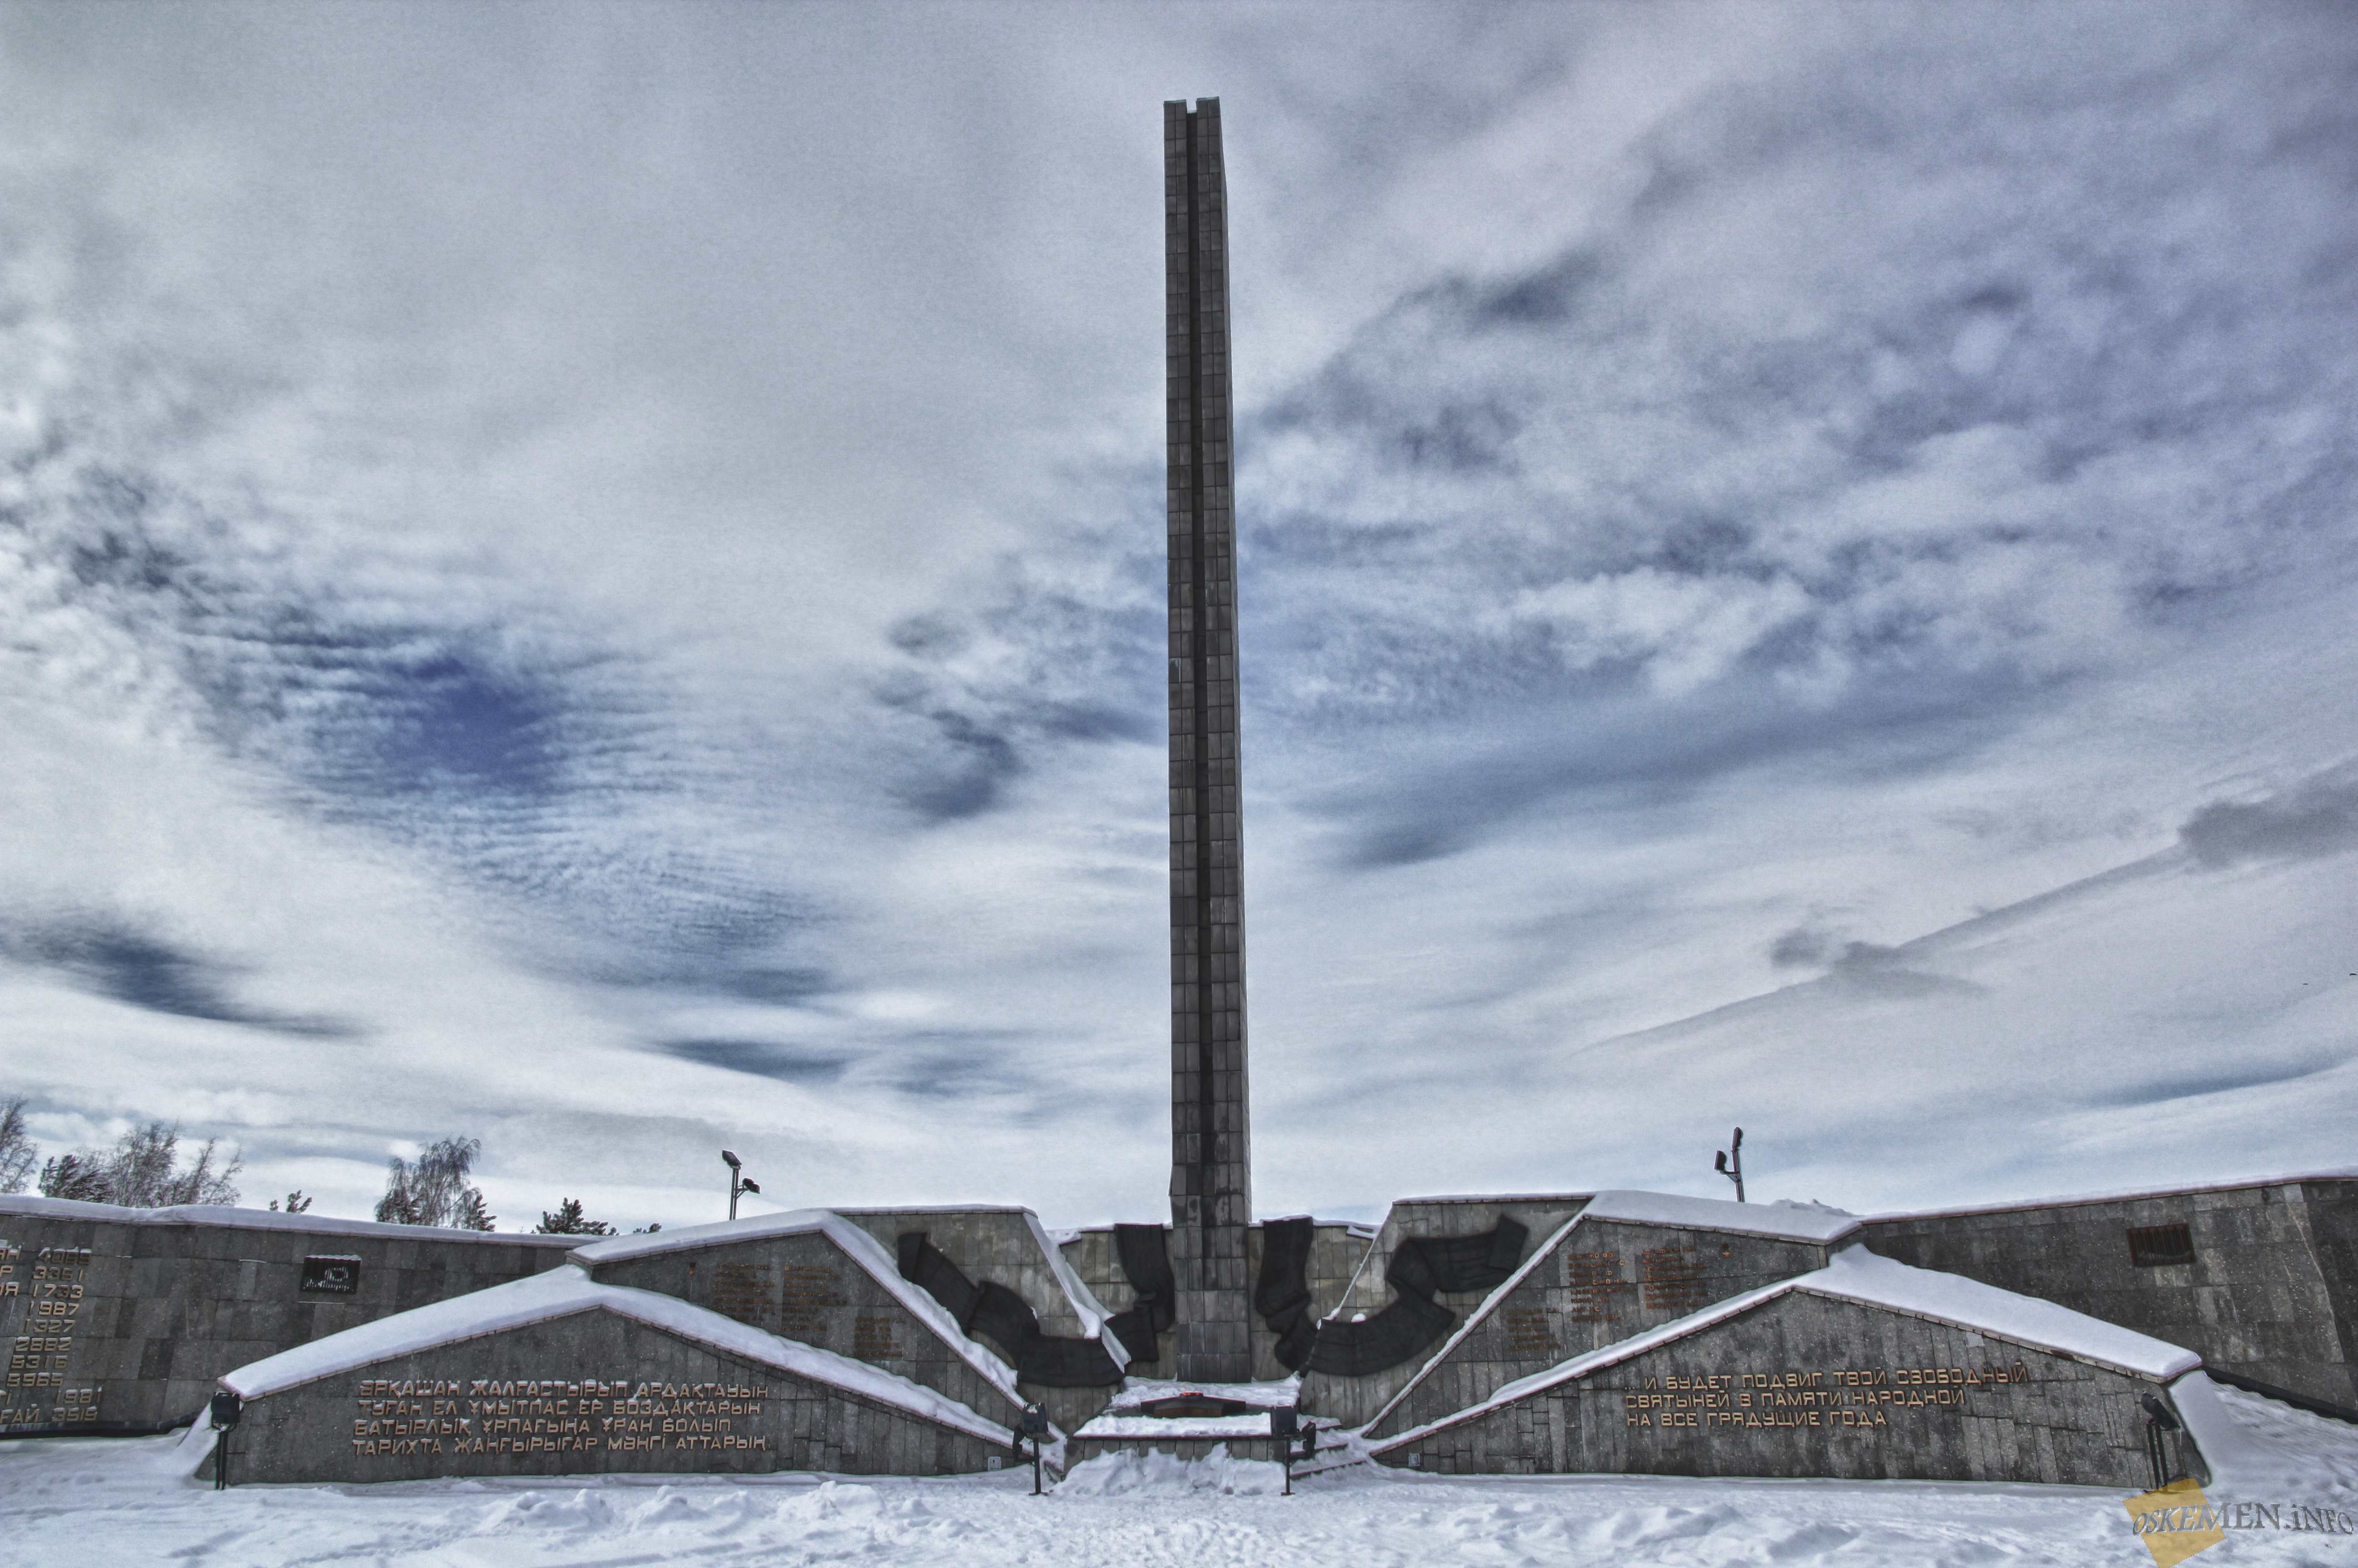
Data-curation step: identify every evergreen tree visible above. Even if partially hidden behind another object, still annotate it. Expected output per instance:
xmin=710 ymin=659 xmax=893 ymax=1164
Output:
xmin=452 ymin=1188 xmax=497 ymax=1231
xmin=533 ymin=1198 xmax=614 ymax=1235
xmin=38 ymin=1152 xmax=108 ymax=1201
xmin=268 ymin=1191 xmax=313 ymax=1213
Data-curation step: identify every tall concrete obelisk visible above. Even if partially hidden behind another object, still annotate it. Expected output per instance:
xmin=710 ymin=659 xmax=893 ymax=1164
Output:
xmin=1165 ymin=96 xmax=1254 ymax=1383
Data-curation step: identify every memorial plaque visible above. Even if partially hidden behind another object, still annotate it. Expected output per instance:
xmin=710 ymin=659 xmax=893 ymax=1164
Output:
xmin=300 ymin=1255 xmax=363 ymax=1296
xmin=1563 ymin=1250 xmax=1633 ymax=1322
xmin=1503 ymin=1306 xmax=1557 ymax=1357
xmin=778 ymin=1264 xmax=844 ymax=1341
xmin=1639 ymin=1246 xmax=1708 ymax=1314
xmin=708 ymin=1262 xmax=772 ymax=1328
xmin=852 ymin=1314 xmax=900 ymax=1362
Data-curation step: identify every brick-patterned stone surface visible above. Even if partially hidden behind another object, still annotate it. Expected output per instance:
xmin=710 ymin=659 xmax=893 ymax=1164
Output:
xmin=837 ymin=1207 xmax=1119 ymax=1434
xmin=1059 ymin=1220 xmax=1367 ymax=1387
xmin=1858 ymin=1179 xmax=2358 ymax=1406
xmin=1303 ymin=1197 xmax=1589 ymax=1428
xmin=1165 ymin=93 xmax=1254 ymax=1384
xmin=1377 ymin=1290 xmax=2181 ymax=1487
xmin=1366 ymin=1218 xmax=1833 ymax=1439
xmin=0 ymin=1199 xmax=577 ymax=1436
xmin=224 ymin=1307 xmax=1003 ymax=1485
xmin=583 ymin=1229 xmax=1024 ymax=1428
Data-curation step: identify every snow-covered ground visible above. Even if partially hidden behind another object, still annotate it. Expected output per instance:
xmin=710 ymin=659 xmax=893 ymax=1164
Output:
xmin=5 ymin=1388 xmax=2354 ymax=1566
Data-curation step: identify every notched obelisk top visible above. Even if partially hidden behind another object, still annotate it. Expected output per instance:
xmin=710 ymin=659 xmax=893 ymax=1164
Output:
xmin=1164 ymin=96 xmax=1254 ymax=1383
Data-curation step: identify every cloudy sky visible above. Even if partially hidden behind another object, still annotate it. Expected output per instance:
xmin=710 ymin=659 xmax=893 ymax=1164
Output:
xmin=3 ymin=2 xmax=2354 ymax=1231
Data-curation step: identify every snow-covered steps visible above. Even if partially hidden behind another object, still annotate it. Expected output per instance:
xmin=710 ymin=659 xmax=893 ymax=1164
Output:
xmin=1368 ymin=1246 xmax=2205 ymax=1488
xmin=1064 ymin=1376 xmax=1306 ymax=1467
xmin=215 ymin=1262 xmax=1017 ymax=1484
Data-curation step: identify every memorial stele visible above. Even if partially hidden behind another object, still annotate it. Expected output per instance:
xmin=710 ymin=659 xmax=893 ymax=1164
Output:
xmin=1 ymin=99 xmax=2353 ymax=1498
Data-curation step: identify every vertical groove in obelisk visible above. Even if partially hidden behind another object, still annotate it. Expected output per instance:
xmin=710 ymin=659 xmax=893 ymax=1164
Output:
xmin=1166 ymin=96 xmax=1253 ymax=1383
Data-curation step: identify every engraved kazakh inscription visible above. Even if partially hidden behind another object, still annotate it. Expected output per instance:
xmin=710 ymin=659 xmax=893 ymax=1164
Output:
xmin=350 ymin=1376 xmax=774 ymax=1460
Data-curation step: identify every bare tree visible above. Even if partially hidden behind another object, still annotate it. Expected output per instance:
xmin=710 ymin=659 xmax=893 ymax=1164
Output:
xmin=375 ymin=1136 xmax=491 ymax=1229
xmin=0 ymin=1098 xmax=35 ymax=1194
xmin=101 ymin=1122 xmax=242 ymax=1207
xmin=34 ymin=1123 xmax=239 ymax=1206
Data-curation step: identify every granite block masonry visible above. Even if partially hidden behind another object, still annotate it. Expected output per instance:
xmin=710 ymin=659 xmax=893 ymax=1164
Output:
xmin=0 ymin=1195 xmax=578 ymax=1437
xmin=215 ymin=1264 xmax=1012 ymax=1485
xmin=1165 ymin=93 xmax=1254 ymax=1383
xmin=1369 ymin=1247 xmax=2211 ymax=1489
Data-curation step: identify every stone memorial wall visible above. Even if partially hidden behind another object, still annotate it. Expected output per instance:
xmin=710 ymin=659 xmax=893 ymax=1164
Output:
xmin=1857 ymin=1177 xmax=2358 ymax=1408
xmin=0 ymin=1196 xmax=577 ymax=1436
xmin=1300 ymin=1197 xmax=1589 ymax=1427
xmin=576 ymin=1220 xmax=1028 ymax=1430
xmin=221 ymin=1295 xmax=1009 ymax=1485
xmin=1373 ymin=1268 xmax=2200 ymax=1488
xmin=1365 ymin=1212 xmax=1843 ymax=1440
xmin=1059 ymin=1218 xmax=1366 ymax=1386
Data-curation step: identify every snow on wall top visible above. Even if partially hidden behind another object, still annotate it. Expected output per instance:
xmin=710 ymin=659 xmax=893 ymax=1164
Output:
xmin=1863 ymin=1168 xmax=2358 ymax=1225
xmin=571 ymin=1208 xmax=1022 ymax=1397
xmin=1577 ymin=1191 xmax=1862 ymax=1243
xmin=1800 ymin=1247 xmax=2202 ymax=1377
xmin=1367 ymin=1246 xmax=2199 ymax=1453
xmin=0 ymin=1194 xmax=582 ymax=1246
xmin=1360 ymin=1199 xmax=1856 ymax=1431
xmin=1074 ymin=1413 xmax=1282 ymax=1440
xmin=218 ymin=1263 xmax=1014 ymax=1447
xmin=1385 ymin=1193 xmax=1596 ymax=1207
xmin=1112 ymin=1375 xmax=1302 ymax=1410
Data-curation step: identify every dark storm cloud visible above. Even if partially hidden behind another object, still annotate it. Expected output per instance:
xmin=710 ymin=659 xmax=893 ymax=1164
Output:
xmin=1312 ymin=664 xmax=2018 ymax=869
xmin=0 ymin=914 xmax=349 ymax=1036
xmin=2083 ymin=1058 xmax=2340 ymax=1110
xmin=2179 ymin=764 xmax=2358 ymax=867
xmin=656 ymin=1038 xmax=851 ymax=1084
xmin=10 ymin=452 xmax=832 ymax=979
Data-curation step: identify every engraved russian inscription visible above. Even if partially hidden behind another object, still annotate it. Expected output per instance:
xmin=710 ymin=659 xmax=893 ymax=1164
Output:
xmin=1562 ymin=1250 xmax=1634 ymax=1322
xmin=1619 ymin=1359 xmax=2034 ymax=1431
xmin=852 ymin=1313 xmax=901 ymax=1362
xmin=1637 ymin=1246 xmax=1708 ymax=1314
xmin=1503 ymin=1306 xmax=1558 ymax=1357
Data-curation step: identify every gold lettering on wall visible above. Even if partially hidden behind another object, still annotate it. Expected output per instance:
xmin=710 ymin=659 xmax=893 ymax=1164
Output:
xmin=0 ymin=1244 xmax=96 ymax=1429
xmin=1562 ymin=1252 xmax=1634 ymax=1322
xmin=1637 ymin=1247 xmax=1708 ymax=1314
xmin=1503 ymin=1307 xmax=1557 ymax=1357
xmin=778 ymin=1265 xmax=845 ymax=1341
xmin=709 ymin=1263 xmax=774 ymax=1329
xmin=852 ymin=1314 xmax=901 ymax=1362
xmin=346 ymin=1376 xmax=778 ymax=1459
xmin=1617 ymin=1361 xmax=2035 ymax=1430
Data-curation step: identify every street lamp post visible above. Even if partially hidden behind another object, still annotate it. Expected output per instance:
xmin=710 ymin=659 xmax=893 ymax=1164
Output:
xmin=1714 ymin=1127 xmax=1745 ymax=1203
xmin=722 ymin=1150 xmax=761 ymax=1220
